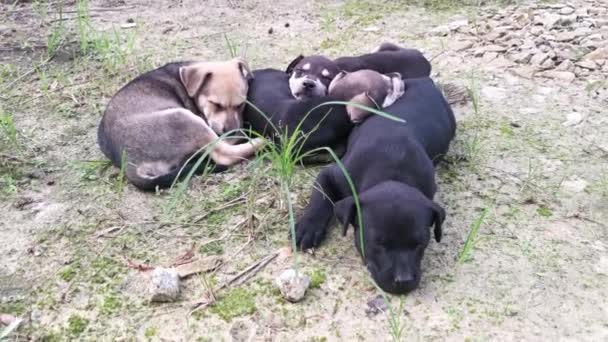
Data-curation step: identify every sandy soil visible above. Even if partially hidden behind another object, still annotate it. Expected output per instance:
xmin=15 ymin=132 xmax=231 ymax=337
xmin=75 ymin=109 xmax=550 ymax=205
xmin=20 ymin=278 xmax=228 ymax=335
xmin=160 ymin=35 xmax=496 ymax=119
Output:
xmin=1 ymin=0 xmax=607 ymax=341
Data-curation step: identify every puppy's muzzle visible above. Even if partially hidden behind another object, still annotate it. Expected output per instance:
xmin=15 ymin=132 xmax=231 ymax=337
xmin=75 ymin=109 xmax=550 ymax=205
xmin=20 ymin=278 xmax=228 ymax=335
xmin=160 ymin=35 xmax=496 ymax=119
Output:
xmin=302 ymin=79 xmax=316 ymax=89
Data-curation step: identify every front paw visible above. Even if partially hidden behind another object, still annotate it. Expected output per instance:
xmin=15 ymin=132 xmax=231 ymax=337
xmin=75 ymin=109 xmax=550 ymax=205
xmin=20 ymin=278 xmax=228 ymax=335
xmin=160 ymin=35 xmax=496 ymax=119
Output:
xmin=294 ymin=218 xmax=328 ymax=250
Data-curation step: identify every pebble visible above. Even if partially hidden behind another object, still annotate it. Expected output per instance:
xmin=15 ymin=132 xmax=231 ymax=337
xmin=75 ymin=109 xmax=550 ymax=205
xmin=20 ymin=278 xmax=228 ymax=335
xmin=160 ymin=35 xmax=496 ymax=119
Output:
xmin=556 ymin=59 xmax=575 ymax=71
xmin=275 ymin=269 xmax=310 ymax=303
xmin=149 ymin=268 xmax=180 ymax=302
xmin=448 ymin=19 xmax=469 ymax=31
xmin=430 ymin=25 xmax=450 ymax=36
xmin=562 ymin=112 xmax=584 ymax=126
xmin=585 ymin=47 xmax=608 ymax=60
xmin=576 ymin=60 xmax=597 ymax=70
xmin=537 ymin=70 xmax=576 ymax=83
xmin=365 ymin=294 xmax=388 ymax=316
xmin=559 ymin=7 xmax=575 ymax=15
xmin=562 ymin=178 xmax=589 ymax=193
xmin=530 ymin=53 xmax=549 ymax=66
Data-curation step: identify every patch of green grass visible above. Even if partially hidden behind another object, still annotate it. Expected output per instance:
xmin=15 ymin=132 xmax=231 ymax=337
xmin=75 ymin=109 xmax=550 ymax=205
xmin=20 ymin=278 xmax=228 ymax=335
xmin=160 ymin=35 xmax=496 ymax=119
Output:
xmin=458 ymin=208 xmax=489 ymax=263
xmin=59 ymin=265 xmax=78 ymax=282
xmin=66 ymin=315 xmax=89 ymax=336
xmin=0 ymin=301 xmax=26 ymax=316
xmin=199 ymin=241 xmax=224 ymax=255
xmin=0 ymin=110 xmax=18 ymax=148
xmin=309 ymin=269 xmax=327 ymax=289
xmin=90 ymin=256 xmax=124 ymax=284
xmin=145 ymin=326 xmax=158 ymax=339
xmin=100 ymin=294 xmax=122 ymax=315
xmin=210 ymin=288 xmax=256 ymax=321
xmin=537 ymin=206 xmax=552 ymax=218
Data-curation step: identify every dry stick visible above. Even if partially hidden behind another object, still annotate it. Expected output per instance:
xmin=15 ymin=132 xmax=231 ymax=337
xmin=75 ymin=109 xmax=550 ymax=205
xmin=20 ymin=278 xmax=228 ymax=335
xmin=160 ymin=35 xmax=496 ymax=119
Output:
xmin=190 ymin=251 xmax=279 ymax=313
xmin=192 ymin=195 xmax=247 ymax=223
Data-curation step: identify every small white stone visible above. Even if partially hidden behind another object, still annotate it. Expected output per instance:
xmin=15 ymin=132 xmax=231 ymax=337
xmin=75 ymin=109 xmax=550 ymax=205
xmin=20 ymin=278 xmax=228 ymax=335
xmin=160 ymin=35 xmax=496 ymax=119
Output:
xmin=275 ymin=269 xmax=310 ymax=303
xmin=430 ymin=25 xmax=450 ymax=36
xmin=559 ymin=7 xmax=575 ymax=15
xmin=149 ymin=267 xmax=180 ymax=302
xmin=594 ymin=257 xmax=608 ymax=275
xmin=562 ymin=112 xmax=583 ymax=126
xmin=562 ymin=178 xmax=589 ymax=193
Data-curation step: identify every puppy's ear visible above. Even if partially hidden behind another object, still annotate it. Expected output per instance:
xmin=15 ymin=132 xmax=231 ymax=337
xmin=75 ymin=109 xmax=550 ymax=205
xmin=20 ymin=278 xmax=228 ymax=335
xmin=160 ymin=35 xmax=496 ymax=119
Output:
xmin=285 ymin=55 xmax=304 ymax=74
xmin=429 ymin=201 xmax=446 ymax=242
xmin=179 ymin=63 xmax=212 ymax=97
xmin=334 ymin=196 xmax=355 ymax=236
xmin=234 ymin=57 xmax=253 ymax=81
xmin=328 ymin=71 xmax=347 ymax=94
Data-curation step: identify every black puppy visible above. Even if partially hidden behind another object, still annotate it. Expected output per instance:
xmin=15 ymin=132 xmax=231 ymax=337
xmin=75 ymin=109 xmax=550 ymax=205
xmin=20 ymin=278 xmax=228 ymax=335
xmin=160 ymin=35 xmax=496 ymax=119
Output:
xmin=244 ymin=68 xmax=353 ymax=155
xmin=294 ymin=77 xmax=456 ymax=294
xmin=285 ymin=42 xmax=431 ymax=99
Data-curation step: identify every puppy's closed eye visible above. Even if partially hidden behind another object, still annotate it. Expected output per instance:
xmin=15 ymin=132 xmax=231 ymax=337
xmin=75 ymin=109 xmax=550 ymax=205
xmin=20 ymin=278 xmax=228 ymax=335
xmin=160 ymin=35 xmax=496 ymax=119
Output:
xmin=209 ymin=101 xmax=224 ymax=110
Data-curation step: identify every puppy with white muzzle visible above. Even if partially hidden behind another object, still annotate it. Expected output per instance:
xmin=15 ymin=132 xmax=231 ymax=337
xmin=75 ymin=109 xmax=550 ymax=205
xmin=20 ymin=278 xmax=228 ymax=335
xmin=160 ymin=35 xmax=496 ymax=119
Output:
xmin=285 ymin=55 xmax=340 ymax=99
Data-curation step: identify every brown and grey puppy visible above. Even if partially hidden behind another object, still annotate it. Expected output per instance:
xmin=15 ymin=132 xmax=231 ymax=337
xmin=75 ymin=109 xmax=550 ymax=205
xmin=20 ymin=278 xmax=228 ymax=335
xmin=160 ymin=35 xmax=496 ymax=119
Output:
xmin=285 ymin=55 xmax=340 ymax=99
xmin=328 ymin=69 xmax=405 ymax=123
xmin=98 ymin=58 xmax=264 ymax=191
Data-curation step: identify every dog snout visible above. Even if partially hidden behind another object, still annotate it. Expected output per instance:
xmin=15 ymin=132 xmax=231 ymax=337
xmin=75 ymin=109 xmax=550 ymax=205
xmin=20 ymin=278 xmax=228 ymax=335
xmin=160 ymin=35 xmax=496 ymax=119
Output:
xmin=302 ymin=79 xmax=316 ymax=89
xmin=393 ymin=273 xmax=417 ymax=292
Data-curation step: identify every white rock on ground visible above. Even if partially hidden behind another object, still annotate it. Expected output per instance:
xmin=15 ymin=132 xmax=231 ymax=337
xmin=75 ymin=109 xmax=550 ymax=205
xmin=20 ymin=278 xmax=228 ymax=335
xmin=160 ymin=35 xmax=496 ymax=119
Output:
xmin=275 ymin=269 xmax=310 ymax=303
xmin=149 ymin=267 xmax=180 ymax=302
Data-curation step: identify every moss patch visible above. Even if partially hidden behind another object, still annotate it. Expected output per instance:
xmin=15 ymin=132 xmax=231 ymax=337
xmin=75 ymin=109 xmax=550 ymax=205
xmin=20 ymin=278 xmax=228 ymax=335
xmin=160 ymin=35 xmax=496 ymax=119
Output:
xmin=211 ymin=288 xmax=256 ymax=321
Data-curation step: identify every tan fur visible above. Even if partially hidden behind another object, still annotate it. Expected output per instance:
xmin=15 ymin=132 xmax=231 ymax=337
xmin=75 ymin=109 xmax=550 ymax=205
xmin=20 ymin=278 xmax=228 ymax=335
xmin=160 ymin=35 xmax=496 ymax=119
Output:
xmin=99 ymin=58 xmax=262 ymax=190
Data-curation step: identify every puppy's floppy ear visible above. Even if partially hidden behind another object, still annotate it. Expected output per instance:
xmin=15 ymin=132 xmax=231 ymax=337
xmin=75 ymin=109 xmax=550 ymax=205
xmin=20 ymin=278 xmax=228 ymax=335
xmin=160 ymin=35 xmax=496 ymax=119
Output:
xmin=334 ymin=196 xmax=355 ymax=236
xmin=179 ymin=63 xmax=212 ymax=97
xmin=328 ymin=71 xmax=347 ymax=94
xmin=429 ymin=201 xmax=446 ymax=242
xmin=285 ymin=54 xmax=304 ymax=74
xmin=234 ymin=57 xmax=253 ymax=81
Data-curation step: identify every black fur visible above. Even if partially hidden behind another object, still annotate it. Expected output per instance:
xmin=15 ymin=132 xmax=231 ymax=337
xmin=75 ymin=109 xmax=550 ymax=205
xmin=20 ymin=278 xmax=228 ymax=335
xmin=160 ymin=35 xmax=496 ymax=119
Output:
xmin=294 ymin=77 xmax=456 ymax=294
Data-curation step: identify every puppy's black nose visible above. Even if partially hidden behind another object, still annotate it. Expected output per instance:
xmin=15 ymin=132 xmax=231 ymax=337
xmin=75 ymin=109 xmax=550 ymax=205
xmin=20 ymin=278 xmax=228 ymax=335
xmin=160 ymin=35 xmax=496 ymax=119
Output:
xmin=302 ymin=80 xmax=316 ymax=89
xmin=394 ymin=274 xmax=417 ymax=292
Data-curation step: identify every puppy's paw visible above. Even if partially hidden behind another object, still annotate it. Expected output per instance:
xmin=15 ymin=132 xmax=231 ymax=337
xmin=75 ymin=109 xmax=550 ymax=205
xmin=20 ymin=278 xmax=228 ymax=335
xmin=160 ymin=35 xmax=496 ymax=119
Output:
xmin=295 ymin=219 xmax=328 ymax=250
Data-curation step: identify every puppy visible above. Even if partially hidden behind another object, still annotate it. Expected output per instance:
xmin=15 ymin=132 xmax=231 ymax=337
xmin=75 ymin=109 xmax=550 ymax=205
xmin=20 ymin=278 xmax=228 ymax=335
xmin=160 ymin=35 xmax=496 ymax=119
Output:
xmin=285 ymin=55 xmax=340 ymax=100
xmin=335 ymin=42 xmax=432 ymax=78
xmin=285 ymin=42 xmax=430 ymax=99
xmin=328 ymin=69 xmax=405 ymax=123
xmin=244 ymin=68 xmax=352 ymax=156
xmin=294 ymin=77 xmax=456 ymax=294
xmin=98 ymin=58 xmax=264 ymax=191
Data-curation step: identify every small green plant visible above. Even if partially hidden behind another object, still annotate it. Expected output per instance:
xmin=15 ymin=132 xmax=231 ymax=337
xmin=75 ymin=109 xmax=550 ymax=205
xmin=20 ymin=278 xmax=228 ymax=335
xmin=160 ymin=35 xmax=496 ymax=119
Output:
xmin=145 ymin=326 xmax=158 ymax=339
xmin=468 ymin=70 xmax=481 ymax=116
xmin=458 ymin=208 xmax=488 ymax=263
xmin=66 ymin=315 xmax=89 ymax=336
xmin=100 ymin=294 xmax=122 ymax=315
xmin=224 ymin=34 xmax=248 ymax=60
xmin=309 ymin=269 xmax=327 ymax=289
xmin=370 ymin=278 xmax=407 ymax=342
xmin=0 ymin=110 xmax=18 ymax=148
xmin=210 ymin=288 xmax=256 ymax=321
xmin=59 ymin=266 xmax=77 ymax=282
xmin=537 ymin=206 xmax=552 ymax=218
xmin=115 ymin=149 xmax=127 ymax=193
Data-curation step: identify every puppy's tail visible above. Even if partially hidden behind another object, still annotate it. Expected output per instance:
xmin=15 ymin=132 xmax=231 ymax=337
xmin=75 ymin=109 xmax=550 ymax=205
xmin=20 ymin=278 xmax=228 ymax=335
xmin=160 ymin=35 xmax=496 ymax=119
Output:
xmin=436 ymin=81 xmax=469 ymax=106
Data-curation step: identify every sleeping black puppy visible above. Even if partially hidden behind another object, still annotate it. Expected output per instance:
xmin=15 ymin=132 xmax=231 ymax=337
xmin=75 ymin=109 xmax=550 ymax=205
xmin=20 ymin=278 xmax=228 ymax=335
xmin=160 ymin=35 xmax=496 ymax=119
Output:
xmin=294 ymin=77 xmax=456 ymax=294
xmin=243 ymin=68 xmax=353 ymax=155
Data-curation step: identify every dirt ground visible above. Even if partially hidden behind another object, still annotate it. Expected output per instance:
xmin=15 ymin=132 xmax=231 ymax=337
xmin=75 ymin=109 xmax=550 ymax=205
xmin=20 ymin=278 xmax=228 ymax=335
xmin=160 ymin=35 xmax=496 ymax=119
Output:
xmin=1 ymin=0 xmax=607 ymax=341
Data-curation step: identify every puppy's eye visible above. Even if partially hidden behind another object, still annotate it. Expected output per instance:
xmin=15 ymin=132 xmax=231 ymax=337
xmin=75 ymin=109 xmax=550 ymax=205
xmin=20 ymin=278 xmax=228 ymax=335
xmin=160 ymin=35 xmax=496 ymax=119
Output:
xmin=293 ymin=69 xmax=303 ymax=76
xmin=209 ymin=101 xmax=224 ymax=110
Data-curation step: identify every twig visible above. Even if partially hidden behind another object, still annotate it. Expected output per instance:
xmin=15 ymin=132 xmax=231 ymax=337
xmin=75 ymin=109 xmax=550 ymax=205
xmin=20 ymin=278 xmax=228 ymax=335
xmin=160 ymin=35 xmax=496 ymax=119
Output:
xmin=125 ymin=258 xmax=155 ymax=272
xmin=170 ymin=244 xmax=196 ymax=267
xmin=192 ymin=195 xmax=247 ymax=223
xmin=190 ymin=251 xmax=279 ymax=313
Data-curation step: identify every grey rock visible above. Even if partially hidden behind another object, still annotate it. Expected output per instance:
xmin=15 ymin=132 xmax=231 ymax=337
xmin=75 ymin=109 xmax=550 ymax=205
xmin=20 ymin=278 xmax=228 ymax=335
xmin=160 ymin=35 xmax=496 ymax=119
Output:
xmin=585 ymin=47 xmax=608 ymax=60
xmin=558 ymin=15 xmax=577 ymax=27
xmin=366 ymin=294 xmax=388 ymax=316
xmin=556 ymin=59 xmax=575 ymax=71
xmin=449 ymin=19 xmax=469 ymax=31
xmin=576 ymin=60 xmax=597 ymax=70
xmin=555 ymin=31 xmax=577 ymax=42
xmin=530 ymin=53 xmax=550 ymax=66
xmin=452 ymin=40 xmax=473 ymax=52
xmin=530 ymin=26 xmax=544 ymax=36
xmin=482 ymin=51 xmax=499 ymax=63
xmin=511 ymin=50 xmax=534 ymax=63
xmin=562 ymin=178 xmax=588 ymax=192
xmin=149 ymin=267 xmax=180 ymax=302
xmin=540 ymin=58 xmax=555 ymax=69
xmin=559 ymin=7 xmax=575 ymax=15
xmin=275 ymin=269 xmax=310 ymax=303
xmin=535 ymin=13 xmax=561 ymax=28
xmin=537 ymin=70 xmax=576 ymax=83
xmin=562 ymin=112 xmax=584 ymax=126
xmin=430 ymin=25 xmax=450 ymax=36
xmin=484 ymin=44 xmax=508 ymax=52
